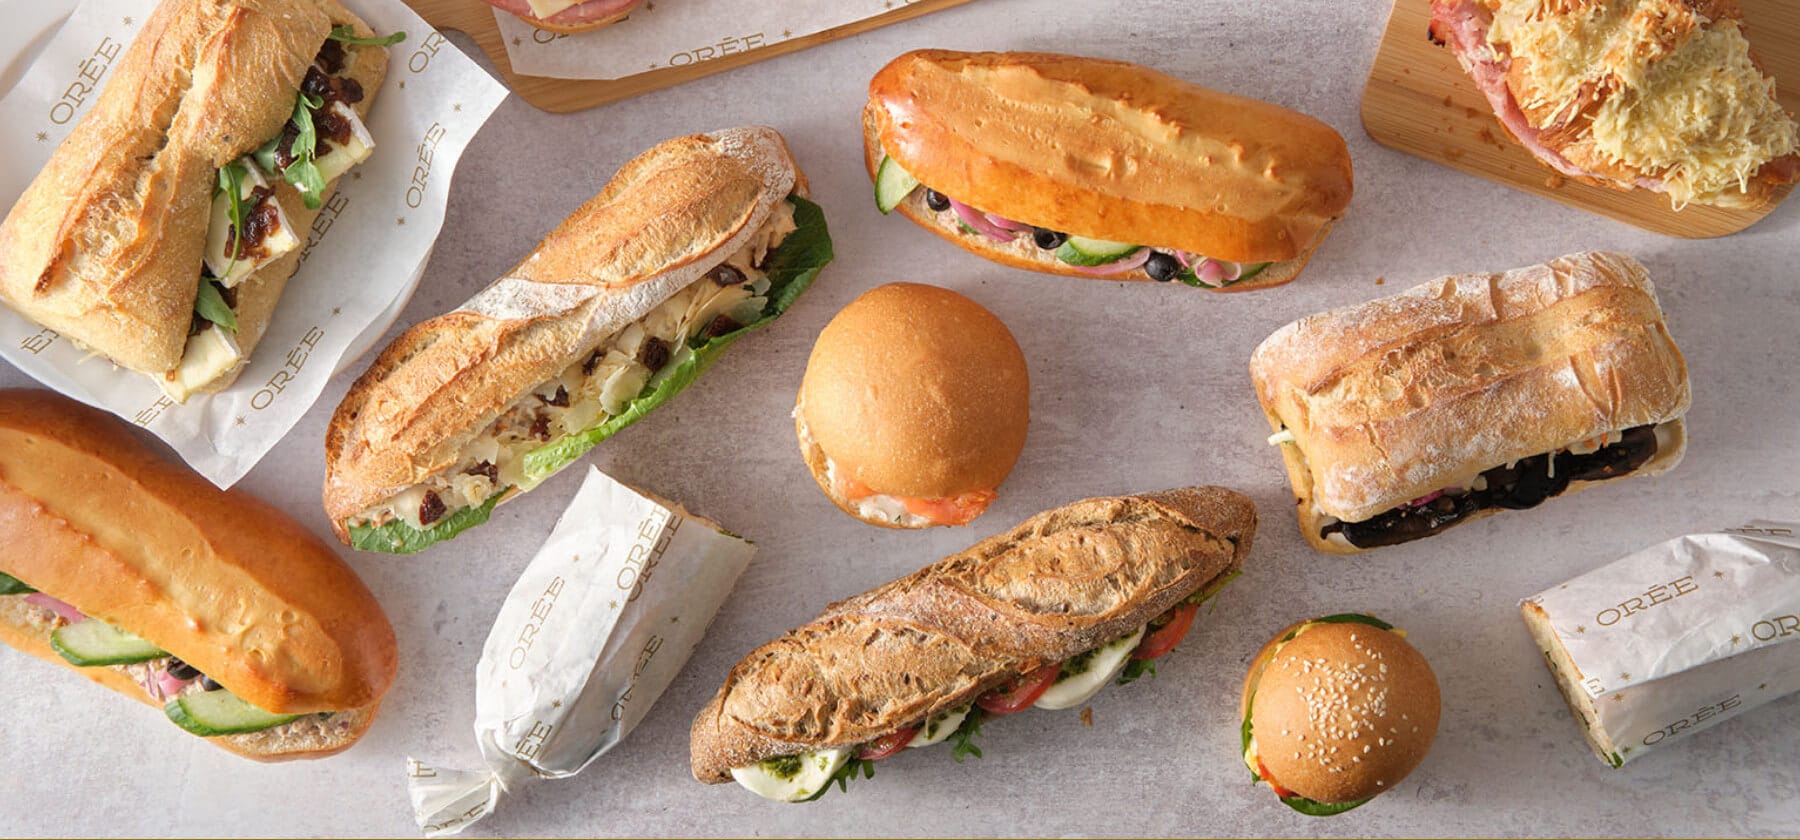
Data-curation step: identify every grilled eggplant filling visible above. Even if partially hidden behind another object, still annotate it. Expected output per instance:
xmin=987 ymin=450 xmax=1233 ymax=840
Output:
xmin=1311 ymin=424 xmax=1664 ymax=549
xmin=348 ymin=201 xmax=801 ymax=534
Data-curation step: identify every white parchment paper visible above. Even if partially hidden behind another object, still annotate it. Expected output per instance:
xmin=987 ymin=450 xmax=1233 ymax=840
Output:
xmin=407 ymin=465 xmax=755 ymax=837
xmin=1524 ymin=521 xmax=1800 ymax=766
xmin=0 ymin=0 xmax=507 ymax=487
xmin=494 ymin=0 xmax=946 ymax=80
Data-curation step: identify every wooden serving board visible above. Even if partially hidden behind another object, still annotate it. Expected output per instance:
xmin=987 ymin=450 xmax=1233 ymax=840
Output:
xmin=402 ymin=0 xmax=977 ymax=113
xmin=1361 ymin=0 xmax=1800 ymax=238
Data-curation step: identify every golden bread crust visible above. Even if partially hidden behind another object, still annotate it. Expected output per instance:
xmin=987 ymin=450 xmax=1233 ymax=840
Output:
xmin=0 ymin=390 xmax=396 ymax=715
xmin=865 ymin=50 xmax=1352 ymax=264
xmin=690 ymin=487 xmax=1257 ymax=782
xmin=1249 ymin=251 xmax=1690 ymax=527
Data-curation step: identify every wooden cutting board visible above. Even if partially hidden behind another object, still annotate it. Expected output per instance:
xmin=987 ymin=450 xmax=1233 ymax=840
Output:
xmin=402 ymin=0 xmax=977 ymax=113
xmin=1361 ymin=0 xmax=1799 ymax=238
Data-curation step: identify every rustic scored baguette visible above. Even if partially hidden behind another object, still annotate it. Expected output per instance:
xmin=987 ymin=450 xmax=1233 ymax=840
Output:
xmin=326 ymin=126 xmax=829 ymax=554
xmin=1250 ymin=251 xmax=1690 ymax=554
xmin=691 ymin=486 xmax=1255 ymax=792
xmin=0 ymin=0 xmax=390 ymax=402
xmin=0 ymin=389 xmax=396 ymax=761
xmin=864 ymin=50 xmax=1353 ymax=288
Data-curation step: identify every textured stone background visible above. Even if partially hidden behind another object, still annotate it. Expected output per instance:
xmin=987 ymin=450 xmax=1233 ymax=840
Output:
xmin=3 ymin=0 xmax=1798 ymax=835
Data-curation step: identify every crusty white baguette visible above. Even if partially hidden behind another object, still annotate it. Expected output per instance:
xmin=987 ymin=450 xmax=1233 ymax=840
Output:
xmin=324 ymin=127 xmax=806 ymax=541
xmin=863 ymin=50 xmax=1352 ymax=285
xmin=0 ymin=0 xmax=387 ymax=387
xmin=0 ymin=389 xmax=396 ymax=760
xmin=1249 ymin=251 xmax=1691 ymax=553
xmin=689 ymin=486 xmax=1256 ymax=782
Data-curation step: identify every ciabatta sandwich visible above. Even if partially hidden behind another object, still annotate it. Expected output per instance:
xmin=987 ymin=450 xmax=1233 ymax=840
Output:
xmin=481 ymin=0 xmax=645 ymax=33
xmin=1250 ymin=251 xmax=1690 ymax=554
xmin=0 ymin=0 xmax=398 ymax=402
xmin=864 ymin=50 xmax=1353 ymax=289
xmin=0 ymin=390 xmax=396 ymax=760
xmin=325 ymin=126 xmax=830 ymax=554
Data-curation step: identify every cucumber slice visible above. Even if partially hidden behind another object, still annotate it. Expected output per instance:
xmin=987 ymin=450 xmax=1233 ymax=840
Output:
xmin=873 ymin=155 xmax=921 ymax=214
xmin=1055 ymin=236 xmax=1141 ymax=266
xmin=49 ymin=620 xmax=166 ymax=666
xmin=0 ymin=571 xmax=34 ymax=595
xmin=165 ymin=690 xmax=300 ymax=736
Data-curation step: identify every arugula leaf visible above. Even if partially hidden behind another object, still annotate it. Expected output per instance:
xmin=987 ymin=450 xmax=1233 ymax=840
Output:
xmin=1115 ymin=657 xmax=1156 ymax=686
xmin=193 ymin=281 xmax=237 ymax=332
xmin=272 ymin=92 xmax=328 ymax=210
xmin=329 ymin=25 xmax=406 ymax=47
xmin=521 ymin=195 xmax=832 ymax=480
xmin=0 ymin=571 xmax=35 ymax=595
xmin=216 ymin=160 xmax=248 ymax=277
xmin=347 ymin=491 xmax=505 ymax=555
xmin=800 ymin=756 xmax=876 ymax=802
xmin=948 ymin=708 xmax=984 ymax=763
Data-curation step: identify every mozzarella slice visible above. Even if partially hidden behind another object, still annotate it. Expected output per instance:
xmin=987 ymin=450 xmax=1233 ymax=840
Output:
xmin=159 ymin=326 xmax=243 ymax=403
xmin=728 ymin=746 xmax=852 ymax=802
xmin=1033 ymin=626 xmax=1146 ymax=711
xmin=906 ymin=704 xmax=971 ymax=749
xmin=203 ymin=161 xmax=298 ymax=288
xmin=312 ymin=102 xmax=375 ymax=184
xmin=525 ymin=0 xmax=580 ymax=18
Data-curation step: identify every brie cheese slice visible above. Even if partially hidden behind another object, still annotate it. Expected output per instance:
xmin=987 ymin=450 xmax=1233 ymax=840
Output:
xmin=311 ymin=101 xmax=375 ymax=184
xmin=203 ymin=161 xmax=298 ymax=288
xmin=160 ymin=326 xmax=243 ymax=403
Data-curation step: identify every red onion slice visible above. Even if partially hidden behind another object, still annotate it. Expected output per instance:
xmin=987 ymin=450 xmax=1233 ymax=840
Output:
xmin=152 ymin=668 xmax=194 ymax=700
xmin=1071 ymin=248 xmax=1151 ymax=276
xmin=948 ymin=199 xmax=1018 ymax=242
xmin=24 ymin=593 xmax=85 ymax=624
xmin=984 ymin=213 xmax=1036 ymax=234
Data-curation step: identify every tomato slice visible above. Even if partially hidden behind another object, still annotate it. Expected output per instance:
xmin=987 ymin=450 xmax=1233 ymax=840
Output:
xmin=976 ymin=663 xmax=1063 ymax=715
xmin=1132 ymin=602 xmax=1200 ymax=660
xmin=856 ymin=726 xmax=919 ymax=760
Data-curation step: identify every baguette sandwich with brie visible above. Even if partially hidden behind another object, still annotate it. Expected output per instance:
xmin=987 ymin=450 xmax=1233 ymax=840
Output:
xmin=1250 ymin=251 xmax=1690 ymax=554
xmin=481 ymin=0 xmax=646 ymax=33
xmin=0 ymin=390 xmax=396 ymax=761
xmin=0 ymin=0 xmax=399 ymax=403
xmin=1429 ymin=0 xmax=1799 ymax=209
xmin=690 ymin=487 xmax=1255 ymax=801
xmin=865 ymin=50 xmax=1353 ymax=289
xmin=325 ymin=126 xmax=831 ymax=554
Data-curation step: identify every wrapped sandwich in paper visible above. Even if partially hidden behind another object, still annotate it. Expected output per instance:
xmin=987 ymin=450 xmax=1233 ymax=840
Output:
xmin=1522 ymin=521 xmax=1800 ymax=767
xmin=406 ymin=466 xmax=755 ymax=836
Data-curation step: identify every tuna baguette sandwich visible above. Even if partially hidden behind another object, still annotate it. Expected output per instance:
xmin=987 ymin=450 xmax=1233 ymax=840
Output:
xmin=1429 ymin=0 xmax=1799 ymax=209
xmin=865 ymin=50 xmax=1353 ymax=289
xmin=0 ymin=0 xmax=400 ymax=403
xmin=325 ymin=126 xmax=831 ymax=554
xmin=481 ymin=0 xmax=645 ymax=33
xmin=691 ymin=487 xmax=1255 ymax=802
xmin=1250 ymin=251 xmax=1690 ymax=554
xmin=0 ymin=390 xmax=396 ymax=761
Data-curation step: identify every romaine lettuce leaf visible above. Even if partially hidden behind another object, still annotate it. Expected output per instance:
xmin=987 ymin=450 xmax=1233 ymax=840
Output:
xmin=347 ymin=490 xmax=504 ymax=555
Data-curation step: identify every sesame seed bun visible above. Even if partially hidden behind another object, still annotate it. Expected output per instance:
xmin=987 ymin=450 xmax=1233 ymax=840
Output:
xmin=795 ymin=283 xmax=1029 ymax=523
xmin=1242 ymin=616 xmax=1440 ymax=806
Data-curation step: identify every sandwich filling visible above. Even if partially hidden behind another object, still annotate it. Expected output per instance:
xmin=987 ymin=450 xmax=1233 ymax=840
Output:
xmin=165 ymin=30 xmax=394 ymax=402
xmin=346 ymin=196 xmax=830 ymax=554
xmin=1272 ymin=422 xmax=1677 ymax=549
xmin=793 ymin=406 xmax=995 ymax=528
xmin=728 ymin=572 xmax=1236 ymax=802
xmin=0 ymin=573 xmax=359 ymax=744
xmin=873 ymin=154 xmax=1273 ymax=287
xmin=1430 ymin=0 xmax=1799 ymax=208
xmin=1240 ymin=613 xmax=1400 ymax=817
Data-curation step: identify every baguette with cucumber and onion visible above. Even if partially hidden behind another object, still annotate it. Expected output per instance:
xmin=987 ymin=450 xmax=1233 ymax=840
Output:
xmin=0 ymin=390 xmax=396 ymax=761
xmin=0 ymin=0 xmax=399 ymax=403
xmin=690 ymin=486 xmax=1255 ymax=801
xmin=324 ymin=126 xmax=830 ymax=554
xmin=864 ymin=50 xmax=1352 ymax=288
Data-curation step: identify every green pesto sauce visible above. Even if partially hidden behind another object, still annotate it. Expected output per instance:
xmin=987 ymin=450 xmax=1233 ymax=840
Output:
xmin=762 ymin=754 xmax=804 ymax=780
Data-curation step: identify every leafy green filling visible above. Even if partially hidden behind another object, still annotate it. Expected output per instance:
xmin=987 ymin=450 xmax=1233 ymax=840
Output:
xmin=328 ymin=25 xmax=407 ymax=47
xmin=0 ymin=571 xmax=35 ymax=595
xmin=347 ymin=489 xmax=505 ymax=555
xmin=255 ymin=92 xmax=328 ymax=210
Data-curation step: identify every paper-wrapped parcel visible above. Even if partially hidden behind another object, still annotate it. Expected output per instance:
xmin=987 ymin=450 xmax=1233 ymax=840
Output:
xmin=1522 ymin=521 xmax=1800 ymax=767
xmin=407 ymin=466 xmax=755 ymax=836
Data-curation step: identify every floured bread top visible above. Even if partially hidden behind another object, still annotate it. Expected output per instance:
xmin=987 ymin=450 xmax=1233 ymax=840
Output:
xmin=1250 ymin=251 xmax=1690 ymax=522
xmin=867 ymin=50 xmax=1353 ymax=263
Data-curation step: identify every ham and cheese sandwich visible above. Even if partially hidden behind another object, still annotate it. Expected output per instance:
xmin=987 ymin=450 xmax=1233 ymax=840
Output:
xmin=0 ymin=0 xmax=397 ymax=403
xmin=481 ymin=0 xmax=645 ymax=33
xmin=1430 ymin=0 xmax=1799 ymax=209
xmin=1250 ymin=252 xmax=1690 ymax=554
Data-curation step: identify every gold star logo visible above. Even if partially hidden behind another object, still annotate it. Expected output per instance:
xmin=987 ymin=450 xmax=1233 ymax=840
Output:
xmin=1575 ymin=625 xmax=1586 ymax=634
xmin=1620 ymin=672 xmax=1631 ymax=681
xmin=1731 ymin=634 xmax=1743 ymax=645
xmin=398 ymin=81 xmax=406 ymax=90
xmin=608 ymin=600 xmax=619 ymax=609
xmin=551 ymin=700 xmax=562 ymax=709
xmin=512 ymin=37 xmax=522 ymax=46
xmin=234 ymin=416 xmax=247 ymax=426
xmin=1612 ymin=693 xmax=1624 ymax=703
xmin=396 ymin=217 xmax=406 ymax=226
xmin=331 ymin=306 xmax=342 ymax=317
xmin=1715 ymin=571 xmax=1726 ymax=579
xmin=1760 ymin=683 xmax=1770 ymax=691
xmin=352 ymin=171 xmax=363 ymax=181
xmin=35 ymin=131 xmax=47 ymax=142
xmin=123 ymin=16 xmax=134 ymax=25
xmin=782 ymin=29 xmax=793 ymax=38
xmin=453 ymin=103 xmax=462 ymax=112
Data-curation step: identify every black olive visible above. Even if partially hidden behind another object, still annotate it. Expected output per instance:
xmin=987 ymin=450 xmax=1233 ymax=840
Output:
xmin=166 ymin=658 xmax=200 ymax=681
xmin=1032 ymin=228 xmax=1067 ymax=250
xmin=924 ymin=190 xmax=950 ymax=212
xmin=1145 ymin=252 xmax=1182 ymax=282
xmin=705 ymin=264 xmax=747 ymax=286
xmin=198 ymin=676 xmax=222 ymax=692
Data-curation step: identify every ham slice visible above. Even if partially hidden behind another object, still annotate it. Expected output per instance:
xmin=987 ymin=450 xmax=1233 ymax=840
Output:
xmin=484 ymin=0 xmax=644 ymax=27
